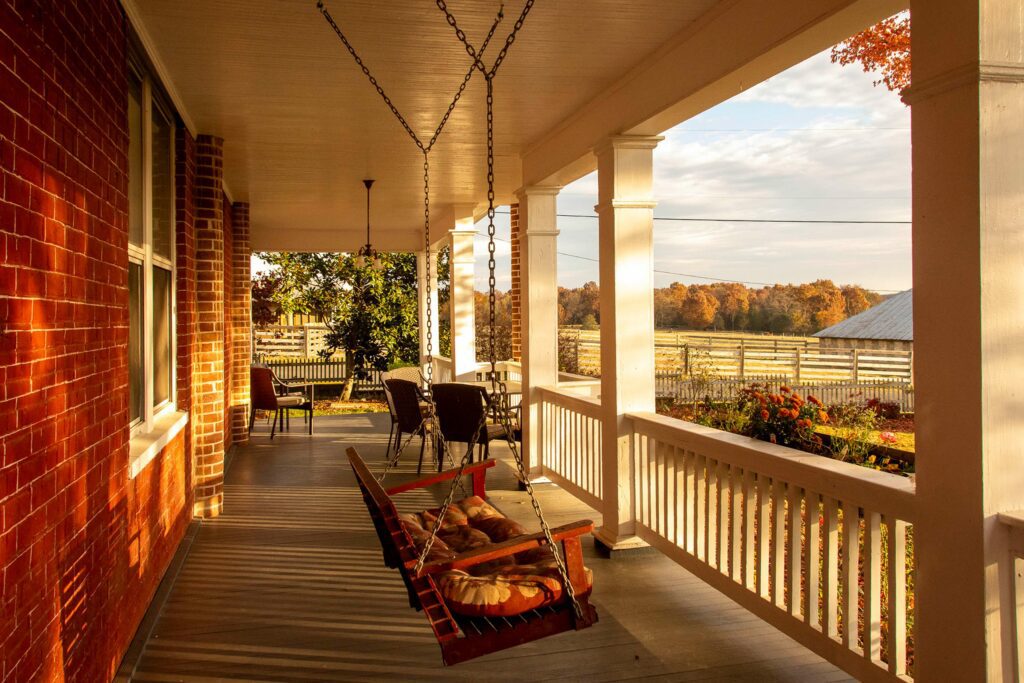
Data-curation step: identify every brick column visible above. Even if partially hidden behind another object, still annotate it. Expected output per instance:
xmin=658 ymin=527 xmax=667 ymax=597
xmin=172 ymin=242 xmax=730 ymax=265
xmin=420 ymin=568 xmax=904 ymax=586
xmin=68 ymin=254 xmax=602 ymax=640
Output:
xmin=230 ymin=202 xmax=251 ymax=444
xmin=509 ymin=203 xmax=522 ymax=362
xmin=193 ymin=135 xmax=226 ymax=518
xmin=175 ymin=127 xmax=197 ymax=508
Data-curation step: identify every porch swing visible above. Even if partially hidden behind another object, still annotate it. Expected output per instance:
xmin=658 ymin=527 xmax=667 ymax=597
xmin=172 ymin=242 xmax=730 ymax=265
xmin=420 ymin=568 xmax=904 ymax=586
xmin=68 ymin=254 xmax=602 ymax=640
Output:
xmin=317 ymin=0 xmax=599 ymax=665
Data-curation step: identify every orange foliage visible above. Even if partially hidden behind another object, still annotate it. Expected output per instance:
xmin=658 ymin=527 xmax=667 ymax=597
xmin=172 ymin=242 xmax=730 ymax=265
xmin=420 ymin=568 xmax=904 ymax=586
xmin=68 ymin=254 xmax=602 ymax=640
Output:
xmin=831 ymin=12 xmax=911 ymax=93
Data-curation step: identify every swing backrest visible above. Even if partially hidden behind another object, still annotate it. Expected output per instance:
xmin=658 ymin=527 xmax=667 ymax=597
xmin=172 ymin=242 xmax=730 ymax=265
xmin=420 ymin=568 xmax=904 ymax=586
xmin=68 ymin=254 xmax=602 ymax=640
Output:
xmin=346 ymin=448 xmax=461 ymax=644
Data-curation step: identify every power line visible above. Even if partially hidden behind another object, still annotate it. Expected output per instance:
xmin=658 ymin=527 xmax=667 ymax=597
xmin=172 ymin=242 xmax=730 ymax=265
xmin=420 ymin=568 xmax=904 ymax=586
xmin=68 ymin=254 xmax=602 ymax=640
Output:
xmin=526 ymin=212 xmax=911 ymax=225
xmin=472 ymin=232 xmax=903 ymax=294
xmin=679 ymin=127 xmax=910 ymax=132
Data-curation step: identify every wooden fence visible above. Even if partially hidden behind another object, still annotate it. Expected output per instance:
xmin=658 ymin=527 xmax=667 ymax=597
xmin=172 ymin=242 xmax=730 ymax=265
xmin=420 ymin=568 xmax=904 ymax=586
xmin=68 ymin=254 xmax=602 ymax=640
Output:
xmin=253 ymin=324 xmax=335 ymax=358
xmin=656 ymin=374 xmax=915 ymax=412
xmin=260 ymin=356 xmax=382 ymax=393
xmin=569 ymin=335 xmax=912 ymax=383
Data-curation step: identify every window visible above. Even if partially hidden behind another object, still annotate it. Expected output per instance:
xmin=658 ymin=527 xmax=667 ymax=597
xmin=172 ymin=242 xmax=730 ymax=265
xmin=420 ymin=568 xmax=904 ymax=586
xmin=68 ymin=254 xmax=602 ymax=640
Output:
xmin=128 ymin=62 xmax=176 ymax=435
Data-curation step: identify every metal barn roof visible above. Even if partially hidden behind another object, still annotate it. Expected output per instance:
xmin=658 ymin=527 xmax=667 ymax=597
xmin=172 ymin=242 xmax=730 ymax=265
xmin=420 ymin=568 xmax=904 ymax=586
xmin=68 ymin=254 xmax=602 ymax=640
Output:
xmin=813 ymin=289 xmax=913 ymax=342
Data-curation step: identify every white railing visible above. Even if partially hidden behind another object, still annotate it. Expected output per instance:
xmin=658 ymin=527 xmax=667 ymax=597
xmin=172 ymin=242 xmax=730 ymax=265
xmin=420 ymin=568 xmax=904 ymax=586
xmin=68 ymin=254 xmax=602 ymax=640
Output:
xmin=999 ymin=511 xmax=1024 ymax=681
xmin=627 ymin=412 xmax=916 ymax=682
xmin=431 ymin=355 xmax=453 ymax=383
xmin=537 ymin=386 xmax=603 ymax=510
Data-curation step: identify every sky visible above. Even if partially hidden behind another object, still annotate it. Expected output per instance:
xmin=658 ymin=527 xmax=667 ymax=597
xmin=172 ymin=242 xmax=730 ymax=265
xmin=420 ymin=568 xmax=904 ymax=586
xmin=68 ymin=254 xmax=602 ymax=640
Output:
xmin=471 ymin=47 xmax=912 ymax=294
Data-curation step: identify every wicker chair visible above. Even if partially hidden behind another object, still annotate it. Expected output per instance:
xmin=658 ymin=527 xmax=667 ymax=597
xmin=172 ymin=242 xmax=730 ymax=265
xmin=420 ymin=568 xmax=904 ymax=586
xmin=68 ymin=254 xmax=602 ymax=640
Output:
xmin=250 ymin=366 xmax=312 ymax=438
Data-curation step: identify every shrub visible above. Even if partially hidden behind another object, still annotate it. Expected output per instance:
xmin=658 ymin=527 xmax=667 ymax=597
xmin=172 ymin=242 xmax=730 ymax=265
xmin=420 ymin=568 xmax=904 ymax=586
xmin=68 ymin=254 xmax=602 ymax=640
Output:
xmin=737 ymin=384 xmax=828 ymax=450
xmin=866 ymin=397 xmax=901 ymax=419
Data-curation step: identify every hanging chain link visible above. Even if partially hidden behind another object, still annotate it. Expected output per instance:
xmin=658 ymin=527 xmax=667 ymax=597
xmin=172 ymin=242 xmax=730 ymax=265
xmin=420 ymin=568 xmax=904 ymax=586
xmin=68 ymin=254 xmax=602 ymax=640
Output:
xmin=485 ymin=76 xmax=497 ymax=389
xmin=436 ymin=0 xmax=535 ymax=77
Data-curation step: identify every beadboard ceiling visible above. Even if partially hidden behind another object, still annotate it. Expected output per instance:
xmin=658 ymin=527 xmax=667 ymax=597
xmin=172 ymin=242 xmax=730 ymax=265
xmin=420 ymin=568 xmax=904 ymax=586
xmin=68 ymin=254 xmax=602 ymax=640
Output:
xmin=127 ymin=0 xmax=718 ymax=251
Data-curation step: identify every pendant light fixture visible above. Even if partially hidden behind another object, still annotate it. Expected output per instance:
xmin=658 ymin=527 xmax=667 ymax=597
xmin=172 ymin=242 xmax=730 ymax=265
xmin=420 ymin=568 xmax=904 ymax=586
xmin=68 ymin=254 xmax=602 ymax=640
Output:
xmin=356 ymin=178 xmax=379 ymax=269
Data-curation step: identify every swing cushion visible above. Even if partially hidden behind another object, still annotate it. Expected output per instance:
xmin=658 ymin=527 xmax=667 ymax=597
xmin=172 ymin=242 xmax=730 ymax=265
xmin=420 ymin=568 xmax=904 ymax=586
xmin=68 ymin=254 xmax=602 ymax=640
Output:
xmin=401 ymin=496 xmax=593 ymax=617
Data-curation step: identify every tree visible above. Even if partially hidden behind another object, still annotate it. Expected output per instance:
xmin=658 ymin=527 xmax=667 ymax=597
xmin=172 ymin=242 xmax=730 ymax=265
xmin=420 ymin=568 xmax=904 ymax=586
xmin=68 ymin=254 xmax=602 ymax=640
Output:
xmin=251 ymin=272 xmax=284 ymax=327
xmin=680 ymin=286 xmax=719 ymax=330
xmin=831 ymin=12 xmax=911 ymax=93
xmin=322 ymin=253 xmax=419 ymax=399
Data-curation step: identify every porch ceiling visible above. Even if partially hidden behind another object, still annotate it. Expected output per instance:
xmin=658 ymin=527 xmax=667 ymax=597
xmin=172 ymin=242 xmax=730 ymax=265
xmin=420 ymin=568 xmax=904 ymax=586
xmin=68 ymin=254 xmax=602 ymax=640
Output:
xmin=126 ymin=0 xmax=718 ymax=252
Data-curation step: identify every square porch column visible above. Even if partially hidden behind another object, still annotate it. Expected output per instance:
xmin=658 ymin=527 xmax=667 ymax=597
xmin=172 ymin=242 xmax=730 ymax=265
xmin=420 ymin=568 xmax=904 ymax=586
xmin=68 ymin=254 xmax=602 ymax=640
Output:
xmin=906 ymin=1 xmax=1024 ymax=679
xmin=516 ymin=186 xmax=560 ymax=478
xmin=449 ymin=212 xmax=477 ymax=380
xmin=594 ymin=135 xmax=662 ymax=552
xmin=416 ymin=248 xmax=441 ymax=375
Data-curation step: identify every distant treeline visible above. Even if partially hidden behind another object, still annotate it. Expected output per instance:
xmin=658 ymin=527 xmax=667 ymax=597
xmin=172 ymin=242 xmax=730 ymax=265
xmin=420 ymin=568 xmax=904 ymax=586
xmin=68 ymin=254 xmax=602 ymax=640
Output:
xmin=473 ymin=280 xmax=884 ymax=336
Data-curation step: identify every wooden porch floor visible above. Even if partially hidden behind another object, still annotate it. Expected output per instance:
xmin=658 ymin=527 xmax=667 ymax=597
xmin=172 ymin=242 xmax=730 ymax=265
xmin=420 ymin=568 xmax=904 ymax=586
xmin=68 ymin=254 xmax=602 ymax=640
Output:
xmin=129 ymin=413 xmax=852 ymax=682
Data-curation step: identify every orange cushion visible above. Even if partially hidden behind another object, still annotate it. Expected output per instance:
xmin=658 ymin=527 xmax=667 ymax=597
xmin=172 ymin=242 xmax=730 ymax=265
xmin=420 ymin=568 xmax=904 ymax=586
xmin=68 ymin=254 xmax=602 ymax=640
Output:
xmin=401 ymin=496 xmax=592 ymax=618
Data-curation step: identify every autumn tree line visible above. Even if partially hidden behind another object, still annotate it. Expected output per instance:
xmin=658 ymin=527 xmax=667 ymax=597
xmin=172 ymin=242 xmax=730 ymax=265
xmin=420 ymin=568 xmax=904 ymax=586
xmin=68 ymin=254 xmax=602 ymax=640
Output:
xmin=476 ymin=280 xmax=883 ymax=337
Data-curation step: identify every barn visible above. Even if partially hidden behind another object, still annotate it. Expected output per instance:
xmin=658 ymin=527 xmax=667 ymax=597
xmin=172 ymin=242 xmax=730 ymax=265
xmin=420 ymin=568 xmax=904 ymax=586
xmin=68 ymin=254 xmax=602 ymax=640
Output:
xmin=814 ymin=289 xmax=913 ymax=352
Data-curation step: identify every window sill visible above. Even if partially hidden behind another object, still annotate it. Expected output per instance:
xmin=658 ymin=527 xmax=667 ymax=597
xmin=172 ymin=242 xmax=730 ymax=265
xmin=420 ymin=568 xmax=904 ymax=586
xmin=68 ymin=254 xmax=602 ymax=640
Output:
xmin=129 ymin=410 xmax=189 ymax=479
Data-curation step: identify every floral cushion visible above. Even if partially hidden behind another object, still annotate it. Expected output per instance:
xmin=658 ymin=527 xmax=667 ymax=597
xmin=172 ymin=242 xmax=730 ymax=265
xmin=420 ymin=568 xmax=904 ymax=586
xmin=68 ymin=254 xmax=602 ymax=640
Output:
xmin=401 ymin=496 xmax=593 ymax=617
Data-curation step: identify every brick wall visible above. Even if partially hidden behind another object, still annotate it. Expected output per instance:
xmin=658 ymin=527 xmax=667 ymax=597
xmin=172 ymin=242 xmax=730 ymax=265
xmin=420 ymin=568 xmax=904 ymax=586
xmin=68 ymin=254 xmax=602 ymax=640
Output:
xmin=509 ymin=203 xmax=521 ymax=362
xmin=0 ymin=2 xmax=191 ymax=680
xmin=222 ymin=193 xmax=234 ymax=452
xmin=229 ymin=202 xmax=251 ymax=444
xmin=176 ymin=128 xmax=197 ymax=498
xmin=192 ymin=137 xmax=225 ymax=518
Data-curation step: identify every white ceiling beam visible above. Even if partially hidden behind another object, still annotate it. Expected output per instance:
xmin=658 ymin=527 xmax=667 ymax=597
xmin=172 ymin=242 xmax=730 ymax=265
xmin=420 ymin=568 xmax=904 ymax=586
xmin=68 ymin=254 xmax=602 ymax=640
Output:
xmin=521 ymin=0 xmax=908 ymax=188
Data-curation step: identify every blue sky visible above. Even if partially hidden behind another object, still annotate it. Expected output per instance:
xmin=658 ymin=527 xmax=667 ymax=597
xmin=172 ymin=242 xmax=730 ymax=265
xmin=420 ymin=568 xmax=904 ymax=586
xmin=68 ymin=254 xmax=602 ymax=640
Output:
xmin=474 ymin=48 xmax=912 ymax=294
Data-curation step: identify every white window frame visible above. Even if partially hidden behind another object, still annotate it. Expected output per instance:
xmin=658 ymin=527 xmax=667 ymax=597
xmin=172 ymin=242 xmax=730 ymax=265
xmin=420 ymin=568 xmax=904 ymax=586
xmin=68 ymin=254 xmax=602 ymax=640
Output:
xmin=129 ymin=61 xmax=177 ymax=439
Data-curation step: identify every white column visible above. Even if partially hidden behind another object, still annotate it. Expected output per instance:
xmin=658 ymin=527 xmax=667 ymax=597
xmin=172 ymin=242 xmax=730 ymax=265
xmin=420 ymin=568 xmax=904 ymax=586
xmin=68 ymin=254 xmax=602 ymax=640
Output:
xmin=517 ymin=186 xmax=560 ymax=479
xmin=907 ymin=2 xmax=1024 ymax=679
xmin=449 ymin=213 xmax=477 ymax=381
xmin=416 ymin=249 xmax=440 ymax=374
xmin=593 ymin=135 xmax=662 ymax=552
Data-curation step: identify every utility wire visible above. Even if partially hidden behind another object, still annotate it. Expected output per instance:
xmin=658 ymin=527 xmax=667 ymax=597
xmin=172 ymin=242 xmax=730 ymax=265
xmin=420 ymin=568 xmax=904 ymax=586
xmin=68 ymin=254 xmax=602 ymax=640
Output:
xmin=494 ymin=210 xmax=910 ymax=225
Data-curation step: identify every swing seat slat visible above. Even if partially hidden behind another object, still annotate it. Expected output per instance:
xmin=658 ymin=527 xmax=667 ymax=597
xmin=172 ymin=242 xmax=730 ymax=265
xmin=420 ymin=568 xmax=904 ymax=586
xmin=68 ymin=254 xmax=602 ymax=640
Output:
xmin=347 ymin=447 xmax=599 ymax=666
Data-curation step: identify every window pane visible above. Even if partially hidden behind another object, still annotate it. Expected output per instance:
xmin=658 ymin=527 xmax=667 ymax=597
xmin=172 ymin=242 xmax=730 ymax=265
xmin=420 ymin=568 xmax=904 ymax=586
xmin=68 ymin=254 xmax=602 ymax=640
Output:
xmin=129 ymin=262 xmax=144 ymax=423
xmin=152 ymin=266 xmax=172 ymax=407
xmin=128 ymin=76 xmax=144 ymax=247
xmin=151 ymin=105 xmax=173 ymax=261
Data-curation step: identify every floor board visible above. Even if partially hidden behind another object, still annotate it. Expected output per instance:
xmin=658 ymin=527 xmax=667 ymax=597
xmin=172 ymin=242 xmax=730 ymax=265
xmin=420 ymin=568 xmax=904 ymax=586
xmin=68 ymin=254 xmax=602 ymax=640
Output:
xmin=131 ymin=413 xmax=852 ymax=682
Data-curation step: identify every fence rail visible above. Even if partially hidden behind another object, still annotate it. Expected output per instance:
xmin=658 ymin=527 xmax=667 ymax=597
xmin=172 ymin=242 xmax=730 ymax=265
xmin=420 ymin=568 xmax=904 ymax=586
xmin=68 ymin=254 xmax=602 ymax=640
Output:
xmin=656 ymin=375 xmax=915 ymax=412
xmin=538 ymin=386 xmax=603 ymax=510
xmin=260 ymin=356 xmax=381 ymax=393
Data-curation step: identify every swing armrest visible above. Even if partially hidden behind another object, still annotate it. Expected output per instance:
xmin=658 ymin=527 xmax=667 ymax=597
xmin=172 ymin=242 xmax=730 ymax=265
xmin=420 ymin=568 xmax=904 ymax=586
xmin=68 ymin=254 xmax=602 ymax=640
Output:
xmin=385 ymin=459 xmax=496 ymax=499
xmin=410 ymin=519 xmax=594 ymax=576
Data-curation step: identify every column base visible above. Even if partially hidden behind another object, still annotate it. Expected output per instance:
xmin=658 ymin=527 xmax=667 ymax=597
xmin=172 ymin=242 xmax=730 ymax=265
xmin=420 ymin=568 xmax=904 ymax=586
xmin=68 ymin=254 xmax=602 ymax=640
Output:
xmin=593 ymin=527 xmax=654 ymax=557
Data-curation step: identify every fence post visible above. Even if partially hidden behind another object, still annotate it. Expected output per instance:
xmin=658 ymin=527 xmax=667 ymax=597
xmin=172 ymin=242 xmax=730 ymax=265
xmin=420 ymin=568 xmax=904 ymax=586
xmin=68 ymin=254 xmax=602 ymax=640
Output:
xmin=852 ymin=349 xmax=860 ymax=383
xmin=683 ymin=343 xmax=690 ymax=375
xmin=739 ymin=340 xmax=746 ymax=379
xmin=795 ymin=348 xmax=802 ymax=384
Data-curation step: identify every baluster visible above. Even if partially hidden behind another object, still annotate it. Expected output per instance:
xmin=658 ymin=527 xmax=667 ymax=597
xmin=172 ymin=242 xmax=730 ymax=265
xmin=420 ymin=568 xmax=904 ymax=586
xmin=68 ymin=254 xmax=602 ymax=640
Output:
xmin=664 ymin=445 xmax=674 ymax=541
xmin=757 ymin=473 xmax=770 ymax=598
xmin=675 ymin=449 xmax=687 ymax=548
xmin=647 ymin=437 xmax=657 ymax=530
xmin=822 ymin=496 xmax=840 ymax=639
xmin=863 ymin=510 xmax=882 ymax=662
xmin=842 ymin=500 xmax=862 ymax=654
xmin=717 ymin=460 xmax=729 ymax=573
xmin=803 ymin=490 xmax=821 ymax=629
xmin=886 ymin=517 xmax=908 ymax=675
xmin=731 ymin=466 xmax=742 ymax=582
xmin=771 ymin=479 xmax=786 ymax=607
xmin=788 ymin=484 xmax=802 ymax=618
xmin=743 ymin=469 xmax=756 ymax=590
xmin=706 ymin=457 xmax=717 ymax=567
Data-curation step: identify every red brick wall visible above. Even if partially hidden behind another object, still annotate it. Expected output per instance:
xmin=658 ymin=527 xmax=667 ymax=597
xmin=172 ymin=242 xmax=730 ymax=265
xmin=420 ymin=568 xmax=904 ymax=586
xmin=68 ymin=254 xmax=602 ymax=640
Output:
xmin=222 ymin=194 xmax=234 ymax=452
xmin=229 ymin=203 xmax=250 ymax=444
xmin=509 ymin=203 xmax=521 ymax=362
xmin=0 ymin=3 xmax=191 ymax=680
xmin=176 ymin=128 xmax=197 ymax=499
xmin=192 ymin=136 xmax=225 ymax=517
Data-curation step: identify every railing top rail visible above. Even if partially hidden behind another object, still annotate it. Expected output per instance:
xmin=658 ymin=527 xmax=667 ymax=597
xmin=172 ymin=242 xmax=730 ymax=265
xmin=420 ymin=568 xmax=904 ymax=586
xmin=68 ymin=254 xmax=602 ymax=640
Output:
xmin=538 ymin=384 xmax=602 ymax=414
xmin=626 ymin=410 xmax=918 ymax=521
xmin=998 ymin=510 xmax=1024 ymax=530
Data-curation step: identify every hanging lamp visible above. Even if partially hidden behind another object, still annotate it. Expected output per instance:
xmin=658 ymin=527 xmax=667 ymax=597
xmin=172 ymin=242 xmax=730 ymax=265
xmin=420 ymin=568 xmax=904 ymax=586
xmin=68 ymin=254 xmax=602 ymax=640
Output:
xmin=356 ymin=178 xmax=379 ymax=269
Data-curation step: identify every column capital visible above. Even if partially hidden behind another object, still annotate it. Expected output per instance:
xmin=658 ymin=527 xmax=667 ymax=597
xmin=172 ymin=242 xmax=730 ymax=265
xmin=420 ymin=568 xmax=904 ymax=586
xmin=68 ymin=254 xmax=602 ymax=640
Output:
xmin=594 ymin=199 xmax=658 ymax=214
xmin=593 ymin=135 xmax=664 ymax=156
xmin=514 ymin=185 xmax=562 ymax=200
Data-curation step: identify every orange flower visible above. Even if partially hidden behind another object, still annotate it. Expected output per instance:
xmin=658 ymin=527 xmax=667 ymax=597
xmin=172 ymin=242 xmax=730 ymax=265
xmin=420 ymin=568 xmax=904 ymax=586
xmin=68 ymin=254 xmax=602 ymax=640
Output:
xmin=818 ymin=410 xmax=829 ymax=423
xmin=760 ymin=409 xmax=770 ymax=420
xmin=780 ymin=385 xmax=792 ymax=393
xmin=808 ymin=395 xmax=823 ymax=407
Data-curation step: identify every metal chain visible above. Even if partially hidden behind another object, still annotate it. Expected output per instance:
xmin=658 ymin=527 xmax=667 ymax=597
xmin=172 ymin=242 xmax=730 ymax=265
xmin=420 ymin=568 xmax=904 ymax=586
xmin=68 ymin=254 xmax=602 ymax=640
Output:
xmin=436 ymin=0 xmax=535 ymax=77
xmin=485 ymin=76 xmax=497 ymax=389
xmin=423 ymin=152 xmax=433 ymax=389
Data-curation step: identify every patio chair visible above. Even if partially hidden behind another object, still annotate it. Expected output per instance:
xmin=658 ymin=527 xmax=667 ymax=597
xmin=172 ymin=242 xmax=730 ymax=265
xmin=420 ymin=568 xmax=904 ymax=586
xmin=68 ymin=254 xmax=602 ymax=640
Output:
xmin=385 ymin=378 xmax=431 ymax=474
xmin=432 ymin=383 xmax=508 ymax=466
xmin=381 ymin=378 xmax=399 ymax=459
xmin=496 ymin=380 xmax=522 ymax=443
xmin=250 ymin=366 xmax=312 ymax=439
xmin=383 ymin=365 xmax=429 ymax=398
